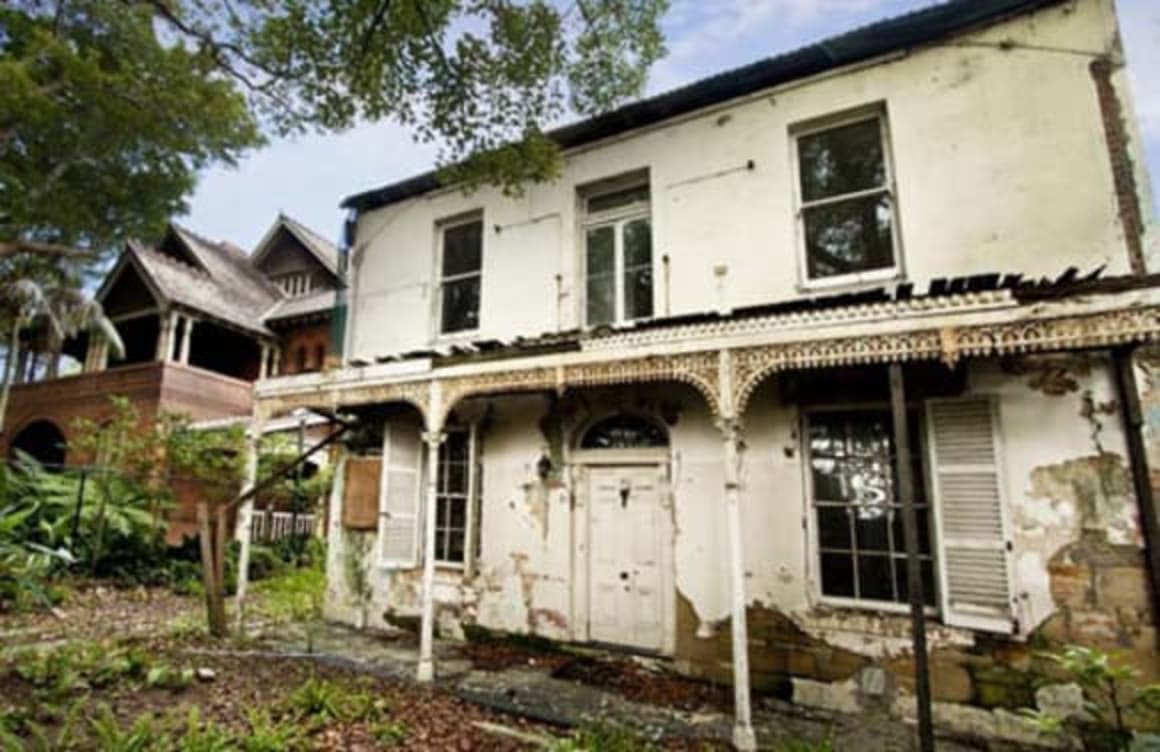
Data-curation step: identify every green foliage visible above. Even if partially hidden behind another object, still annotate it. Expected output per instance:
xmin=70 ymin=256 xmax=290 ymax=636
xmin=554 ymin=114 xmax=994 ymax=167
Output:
xmin=167 ymin=708 xmax=234 ymax=752
xmin=281 ymin=676 xmax=386 ymax=731
xmin=370 ymin=719 xmax=408 ymax=747
xmin=5 ymin=641 xmax=152 ymax=702
xmin=145 ymin=664 xmax=195 ymax=691
xmin=253 ymin=554 xmax=326 ymax=650
xmin=548 ymin=722 xmax=657 ymax=752
xmin=1 ymin=1 xmax=260 ymax=259
xmin=88 ymin=704 xmax=159 ymax=752
xmin=1022 ymin=645 xmax=1160 ymax=751
xmin=3 ymin=1 xmax=669 ymax=267
xmin=237 ymin=708 xmax=308 ymax=752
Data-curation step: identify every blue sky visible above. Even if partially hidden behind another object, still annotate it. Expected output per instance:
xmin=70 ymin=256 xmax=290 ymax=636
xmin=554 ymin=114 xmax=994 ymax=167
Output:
xmin=185 ymin=0 xmax=1160 ymax=249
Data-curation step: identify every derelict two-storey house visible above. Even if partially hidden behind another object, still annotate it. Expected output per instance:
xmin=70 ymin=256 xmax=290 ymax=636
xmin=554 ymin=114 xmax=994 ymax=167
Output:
xmin=253 ymin=0 xmax=1159 ymax=747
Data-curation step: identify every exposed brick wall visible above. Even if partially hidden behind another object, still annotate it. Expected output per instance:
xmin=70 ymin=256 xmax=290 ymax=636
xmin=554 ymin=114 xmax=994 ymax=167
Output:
xmin=1090 ymin=57 xmax=1147 ymax=275
xmin=279 ymin=322 xmax=331 ymax=375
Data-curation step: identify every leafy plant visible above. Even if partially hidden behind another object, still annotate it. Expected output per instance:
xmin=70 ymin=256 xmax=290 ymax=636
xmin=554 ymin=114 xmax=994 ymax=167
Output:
xmin=254 ymin=557 xmax=326 ymax=651
xmin=1022 ymin=645 xmax=1160 ymax=751
xmin=370 ymin=719 xmax=408 ymax=747
xmin=283 ymin=677 xmax=348 ymax=727
xmin=167 ymin=708 xmax=234 ymax=752
xmin=145 ymin=663 xmax=195 ymax=691
xmin=238 ymin=708 xmax=308 ymax=752
xmin=89 ymin=704 xmax=160 ymax=752
xmin=548 ymin=722 xmax=657 ymax=752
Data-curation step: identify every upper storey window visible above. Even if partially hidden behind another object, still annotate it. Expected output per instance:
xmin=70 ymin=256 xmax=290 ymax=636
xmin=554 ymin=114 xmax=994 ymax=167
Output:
xmin=438 ymin=217 xmax=483 ymax=335
xmin=583 ymin=182 xmax=653 ymax=327
xmin=795 ymin=113 xmax=898 ymax=286
xmin=279 ymin=272 xmax=314 ymax=297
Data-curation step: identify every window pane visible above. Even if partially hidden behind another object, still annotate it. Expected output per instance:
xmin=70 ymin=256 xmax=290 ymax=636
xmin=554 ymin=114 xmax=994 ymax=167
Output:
xmin=891 ymin=506 xmax=932 ymax=556
xmin=440 ymin=276 xmax=480 ymax=333
xmin=623 ymin=219 xmax=652 ymax=268
xmin=812 ymin=457 xmax=850 ymax=502
xmin=624 ymin=267 xmax=653 ymax=320
xmin=586 ymin=274 xmax=615 ymax=326
xmin=586 ymin=226 xmax=615 ymax=274
xmin=580 ymin=414 xmax=668 ymax=449
xmin=588 ymin=184 xmax=649 ymax=214
xmin=857 ymin=555 xmax=895 ymax=601
xmin=895 ymin=558 xmax=937 ymax=607
xmin=447 ymin=530 xmax=466 ymax=563
xmin=442 ymin=221 xmax=483 ymax=276
xmin=816 ymin=506 xmax=851 ymax=550
xmin=820 ymin=553 xmax=855 ymax=598
xmin=449 ymin=498 xmax=467 ymax=528
xmin=804 ymin=194 xmax=894 ymax=280
xmin=854 ymin=506 xmax=890 ymax=552
xmin=798 ymin=118 xmax=885 ymax=201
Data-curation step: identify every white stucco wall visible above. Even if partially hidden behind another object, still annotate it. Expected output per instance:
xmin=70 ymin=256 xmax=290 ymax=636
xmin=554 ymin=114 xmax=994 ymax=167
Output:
xmin=324 ymin=356 xmax=1143 ymax=664
xmin=346 ymin=0 xmax=1138 ymax=362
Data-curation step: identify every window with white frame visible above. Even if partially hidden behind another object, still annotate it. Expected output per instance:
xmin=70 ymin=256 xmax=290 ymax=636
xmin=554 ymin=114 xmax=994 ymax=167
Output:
xmin=438 ymin=218 xmax=483 ymax=335
xmin=807 ymin=408 xmax=935 ymax=608
xmin=434 ymin=428 xmax=476 ymax=565
xmin=278 ymin=272 xmax=314 ymax=297
xmin=583 ymin=182 xmax=653 ymax=326
xmin=795 ymin=113 xmax=897 ymax=285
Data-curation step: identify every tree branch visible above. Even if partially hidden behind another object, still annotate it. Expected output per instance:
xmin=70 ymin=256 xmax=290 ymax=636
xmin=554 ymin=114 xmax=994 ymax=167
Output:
xmin=0 ymin=239 xmax=98 ymax=260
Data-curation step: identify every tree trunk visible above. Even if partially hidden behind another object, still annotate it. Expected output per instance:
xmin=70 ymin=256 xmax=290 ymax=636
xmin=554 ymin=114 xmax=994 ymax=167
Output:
xmin=0 ymin=323 xmax=20 ymax=438
xmin=197 ymin=501 xmax=227 ymax=637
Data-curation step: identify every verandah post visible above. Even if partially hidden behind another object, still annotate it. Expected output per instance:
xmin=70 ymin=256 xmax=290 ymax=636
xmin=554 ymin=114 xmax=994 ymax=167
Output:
xmin=888 ymin=363 xmax=934 ymax=752
xmin=417 ymin=381 xmax=445 ymax=683
xmin=718 ymin=349 xmax=756 ymax=752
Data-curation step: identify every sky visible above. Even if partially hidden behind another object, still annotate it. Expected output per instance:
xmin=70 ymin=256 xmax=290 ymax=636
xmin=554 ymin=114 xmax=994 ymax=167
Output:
xmin=184 ymin=0 xmax=1160 ymax=250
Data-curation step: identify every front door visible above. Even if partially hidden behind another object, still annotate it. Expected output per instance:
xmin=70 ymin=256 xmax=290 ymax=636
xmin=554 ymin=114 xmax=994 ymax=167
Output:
xmin=587 ymin=464 xmax=666 ymax=652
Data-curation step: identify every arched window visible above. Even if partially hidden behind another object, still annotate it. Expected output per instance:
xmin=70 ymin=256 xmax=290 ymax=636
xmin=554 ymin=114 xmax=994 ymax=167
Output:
xmin=579 ymin=414 xmax=667 ymax=450
xmin=9 ymin=420 xmax=67 ymax=470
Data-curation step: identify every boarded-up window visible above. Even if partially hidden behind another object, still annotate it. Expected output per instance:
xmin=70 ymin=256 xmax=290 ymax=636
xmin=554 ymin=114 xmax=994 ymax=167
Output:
xmin=926 ymin=397 xmax=1014 ymax=634
xmin=342 ymin=457 xmax=381 ymax=530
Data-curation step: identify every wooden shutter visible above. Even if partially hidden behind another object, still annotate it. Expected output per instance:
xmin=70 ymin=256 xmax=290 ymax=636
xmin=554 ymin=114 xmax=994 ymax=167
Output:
xmin=926 ymin=397 xmax=1014 ymax=634
xmin=379 ymin=421 xmax=422 ymax=567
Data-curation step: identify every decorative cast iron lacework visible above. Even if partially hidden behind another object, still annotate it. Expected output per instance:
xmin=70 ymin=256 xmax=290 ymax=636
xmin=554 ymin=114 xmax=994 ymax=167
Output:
xmin=580 ymin=414 xmax=668 ymax=449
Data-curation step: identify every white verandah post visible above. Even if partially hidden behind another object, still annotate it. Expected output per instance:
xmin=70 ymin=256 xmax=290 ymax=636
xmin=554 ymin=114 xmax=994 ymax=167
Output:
xmin=718 ymin=349 xmax=756 ymax=751
xmin=417 ymin=380 xmax=445 ymax=683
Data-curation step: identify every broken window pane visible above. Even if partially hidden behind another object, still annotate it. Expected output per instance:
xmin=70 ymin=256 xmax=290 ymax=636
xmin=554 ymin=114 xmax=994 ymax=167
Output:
xmin=797 ymin=116 xmax=895 ymax=282
xmin=809 ymin=408 xmax=934 ymax=607
xmin=798 ymin=118 xmax=885 ymax=202
xmin=804 ymin=194 xmax=894 ymax=279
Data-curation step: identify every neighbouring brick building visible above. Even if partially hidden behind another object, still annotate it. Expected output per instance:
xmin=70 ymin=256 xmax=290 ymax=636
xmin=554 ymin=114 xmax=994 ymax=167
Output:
xmin=3 ymin=215 xmax=341 ymax=539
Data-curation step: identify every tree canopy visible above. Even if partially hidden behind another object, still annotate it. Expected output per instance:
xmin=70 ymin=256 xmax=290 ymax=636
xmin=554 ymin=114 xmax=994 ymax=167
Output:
xmin=1 ymin=0 xmax=670 ymax=262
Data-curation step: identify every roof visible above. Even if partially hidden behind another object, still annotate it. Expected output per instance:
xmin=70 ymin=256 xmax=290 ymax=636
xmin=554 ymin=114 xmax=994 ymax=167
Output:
xmin=341 ymin=0 xmax=1065 ymax=214
xmin=252 ymin=214 xmax=341 ymax=279
xmin=264 ymin=288 xmax=336 ymax=323
xmin=124 ymin=241 xmax=277 ymax=336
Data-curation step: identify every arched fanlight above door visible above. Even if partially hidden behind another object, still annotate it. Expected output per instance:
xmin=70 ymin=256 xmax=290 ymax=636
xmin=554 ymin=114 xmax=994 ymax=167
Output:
xmin=579 ymin=413 xmax=668 ymax=450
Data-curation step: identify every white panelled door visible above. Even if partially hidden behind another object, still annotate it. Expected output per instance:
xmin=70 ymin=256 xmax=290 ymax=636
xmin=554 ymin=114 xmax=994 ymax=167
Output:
xmin=587 ymin=464 xmax=666 ymax=652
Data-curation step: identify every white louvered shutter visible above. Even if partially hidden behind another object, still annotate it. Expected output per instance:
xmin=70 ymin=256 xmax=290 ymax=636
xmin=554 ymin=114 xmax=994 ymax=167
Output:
xmin=926 ymin=397 xmax=1014 ymax=633
xmin=379 ymin=421 xmax=422 ymax=567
